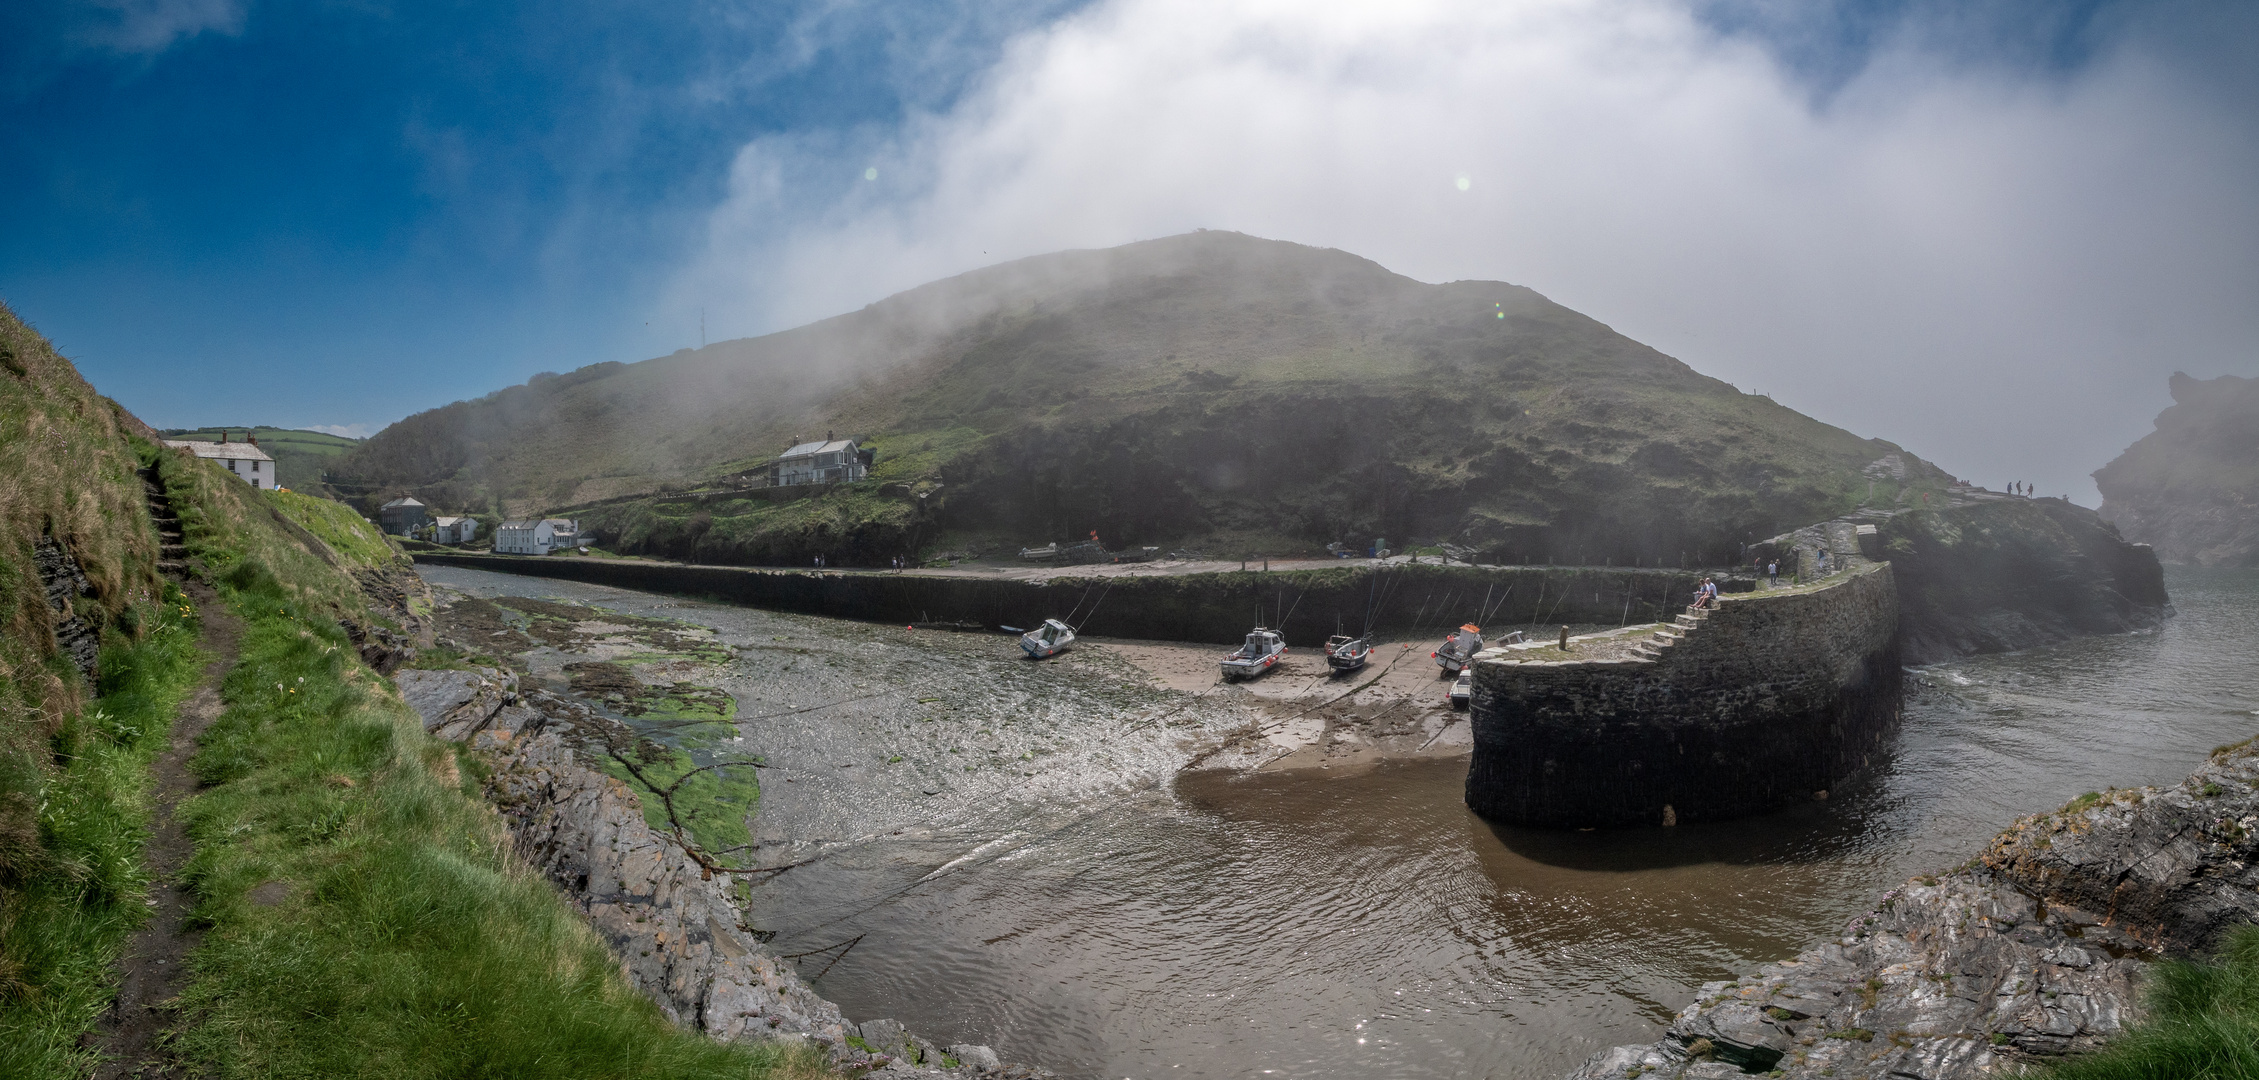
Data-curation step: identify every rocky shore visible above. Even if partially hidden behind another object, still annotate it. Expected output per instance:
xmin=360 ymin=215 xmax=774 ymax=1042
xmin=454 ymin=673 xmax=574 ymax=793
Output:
xmin=394 ymin=666 xmax=1049 ymax=1077
xmin=1566 ymin=734 xmax=2259 ymax=1079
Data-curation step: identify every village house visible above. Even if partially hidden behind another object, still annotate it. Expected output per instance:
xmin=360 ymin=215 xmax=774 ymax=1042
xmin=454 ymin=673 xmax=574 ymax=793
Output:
xmin=768 ymin=433 xmax=870 ymax=487
xmin=378 ymin=496 xmax=430 ymax=536
xmin=163 ymin=432 xmax=276 ymax=489
xmin=495 ymin=518 xmax=584 ymax=555
xmin=429 ymin=516 xmax=479 ymax=544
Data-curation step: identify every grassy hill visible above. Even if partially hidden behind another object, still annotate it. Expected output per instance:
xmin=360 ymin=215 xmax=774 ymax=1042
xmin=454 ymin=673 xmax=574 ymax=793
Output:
xmin=2095 ymin=371 xmax=2259 ymax=567
xmin=157 ymin=426 xmax=359 ymax=495
xmin=0 ymin=303 xmax=815 ymax=1077
xmin=334 ymin=231 xmax=1952 ymax=564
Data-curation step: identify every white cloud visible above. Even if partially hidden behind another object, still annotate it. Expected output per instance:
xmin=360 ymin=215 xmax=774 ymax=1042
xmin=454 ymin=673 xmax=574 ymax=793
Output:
xmin=678 ymin=0 xmax=2259 ymax=503
xmin=76 ymin=0 xmax=246 ymax=54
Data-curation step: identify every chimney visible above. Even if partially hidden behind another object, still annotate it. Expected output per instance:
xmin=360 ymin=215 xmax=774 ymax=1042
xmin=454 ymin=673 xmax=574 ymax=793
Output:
xmin=248 ymin=434 xmax=258 ymax=447
xmin=220 ymin=430 xmax=229 ymax=444
xmin=826 ymin=429 xmax=834 ymax=443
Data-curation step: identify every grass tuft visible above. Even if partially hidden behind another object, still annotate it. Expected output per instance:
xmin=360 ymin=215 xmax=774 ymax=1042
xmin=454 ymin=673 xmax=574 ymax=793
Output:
xmin=2047 ymin=925 xmax=2259 ymax=1079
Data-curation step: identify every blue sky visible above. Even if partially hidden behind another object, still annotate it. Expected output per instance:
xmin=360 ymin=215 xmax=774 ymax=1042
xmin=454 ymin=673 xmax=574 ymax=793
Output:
xmin=3 ymin=0 xmax=2254 ymax=502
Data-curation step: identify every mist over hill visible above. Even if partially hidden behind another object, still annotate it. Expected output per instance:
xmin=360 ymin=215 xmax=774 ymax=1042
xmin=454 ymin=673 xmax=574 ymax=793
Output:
xmin=2095 ymin=372 xmax=2259 ymax=567
xmin=335 ymin=231 xmax=1948 ymax=563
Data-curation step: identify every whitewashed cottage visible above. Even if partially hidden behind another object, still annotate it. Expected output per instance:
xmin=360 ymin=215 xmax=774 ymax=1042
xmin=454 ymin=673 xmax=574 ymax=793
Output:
xmin=163 ymin=433 xmax=276 ymax=489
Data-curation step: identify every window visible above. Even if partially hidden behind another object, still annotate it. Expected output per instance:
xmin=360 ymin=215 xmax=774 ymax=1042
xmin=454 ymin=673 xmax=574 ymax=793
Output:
xmin=252 ymin=460 xmax=260 ymax=472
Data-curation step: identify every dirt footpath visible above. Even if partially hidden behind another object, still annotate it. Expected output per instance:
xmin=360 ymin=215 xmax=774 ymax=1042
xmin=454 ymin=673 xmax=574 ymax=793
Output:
xmin=94 ymin=582 xmax=240 ymax=1080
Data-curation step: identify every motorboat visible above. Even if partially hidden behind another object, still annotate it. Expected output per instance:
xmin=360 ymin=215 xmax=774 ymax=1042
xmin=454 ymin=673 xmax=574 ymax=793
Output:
xmin=1019 ymin=619 xmax=1076 ymax=659
xmin=1221 ymin=627 xmax=1286 ymax=681
xmin=1323 ymin=634 xmax=1372 ymax=672
xmin=1449 ymin=666 xmax=1473 ymax=709
xmin=1433 ymin=623 xmax=1484 ymax=674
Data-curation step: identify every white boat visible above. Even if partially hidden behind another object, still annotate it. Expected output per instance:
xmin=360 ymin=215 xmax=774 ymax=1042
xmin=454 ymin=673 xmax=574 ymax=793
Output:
xmin=1019 ymin=619 xmax=1076 ymax=659
xmin=1433 ymin=623 xmax=1484 ymax=673
xmin=1221 ymin=627 xmax=1286 ymax=681
xmin=1324 ymin=634 xmax=1372 ymax=672
xmin=1449 ymin=666 xmax=1473 ymax=709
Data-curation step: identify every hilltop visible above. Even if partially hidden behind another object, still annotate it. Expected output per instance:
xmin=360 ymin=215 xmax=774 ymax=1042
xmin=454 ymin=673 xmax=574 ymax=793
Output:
xmin=157 ymin=425 xmax=359 ymax=495
xmin=2094 ymin=371 xmax=2259 ymax=567
xmin=333 ymin=231 xmax=1953 ymax=564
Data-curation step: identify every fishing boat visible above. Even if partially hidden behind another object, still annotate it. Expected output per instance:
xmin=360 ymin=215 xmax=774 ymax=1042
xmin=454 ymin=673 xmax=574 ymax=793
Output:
xmin=1323 ymin=634 xmax=1372 ymax=672
xmin=1449 ymin=666 xmax=1474 ymax=709
xmin=1220 ymin=627 xmax=1286 ymax=681
xmin=1018 ymin=619 xmax=1077 ymax=659
xmin=1433 ymin=623 xmax=1484 ymax=674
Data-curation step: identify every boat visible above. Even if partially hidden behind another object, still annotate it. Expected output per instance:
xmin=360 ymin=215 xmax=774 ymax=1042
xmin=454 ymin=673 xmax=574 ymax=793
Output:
xmin=1449 ymin=665 xmax=1474 ymax=709
xmin=1323 ymin=634 xmax=1372 ymax=672
xmin=1220 ymin=627 xmax=1286 ymax=681
xmin=1018 ymin=619 xmax=1077 ymax=659
xmin=1433 ymin=623 xmax=1484 ymax=674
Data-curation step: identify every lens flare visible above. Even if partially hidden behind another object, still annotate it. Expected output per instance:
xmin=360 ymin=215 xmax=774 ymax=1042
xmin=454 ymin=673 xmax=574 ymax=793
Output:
xmin=1454 ymin=174 xmax=1471 ymax=191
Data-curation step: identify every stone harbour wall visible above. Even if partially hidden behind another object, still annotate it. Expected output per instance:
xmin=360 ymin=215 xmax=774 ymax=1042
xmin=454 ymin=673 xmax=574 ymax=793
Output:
xmin=1466 ymin=562 xmax=1901 ymax=827
xmin=410 ymin=552 xmax=1715 ymax=647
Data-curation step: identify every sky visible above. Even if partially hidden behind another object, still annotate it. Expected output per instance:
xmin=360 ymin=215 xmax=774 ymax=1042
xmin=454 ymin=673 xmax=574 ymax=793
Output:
xmin=3 ymin=0 xmax=2254 ymax=503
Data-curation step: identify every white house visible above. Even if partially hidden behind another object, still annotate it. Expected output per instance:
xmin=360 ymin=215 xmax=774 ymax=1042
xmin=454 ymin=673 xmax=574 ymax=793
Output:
xmin=495 ymin=518 xmax=583 ymax=555
xmin=430 ymin=516 xmax=479 ymax=544
xmin=164 ymin=434 xmax=276 ymax=489
xmin=769 ymin=436 xmax=868 ymax=487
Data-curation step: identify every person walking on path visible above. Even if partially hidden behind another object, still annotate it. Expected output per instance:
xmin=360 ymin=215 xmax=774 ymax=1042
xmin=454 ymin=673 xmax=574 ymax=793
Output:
xmin=1767 ymin=560 xmax=1779 ymax=588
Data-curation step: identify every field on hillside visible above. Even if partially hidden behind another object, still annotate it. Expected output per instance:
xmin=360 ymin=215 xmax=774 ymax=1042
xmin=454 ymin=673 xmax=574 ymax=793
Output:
xmin=159 ymin=426 xmax=359 ymax=494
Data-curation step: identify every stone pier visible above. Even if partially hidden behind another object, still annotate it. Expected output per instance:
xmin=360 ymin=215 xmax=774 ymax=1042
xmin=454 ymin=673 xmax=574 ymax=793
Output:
xmin=1465 ymin=561 xmax=1901 ymax=827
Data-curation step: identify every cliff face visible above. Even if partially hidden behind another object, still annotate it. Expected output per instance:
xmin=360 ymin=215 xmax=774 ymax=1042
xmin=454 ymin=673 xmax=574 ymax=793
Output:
xmin=1875 ymin=498 xmax=2169 ymax=665
xmin=1566 ymin=731 xmax=2259 ymax=1080
xmin=2094 ymin=371 xmax=2259 ymax=568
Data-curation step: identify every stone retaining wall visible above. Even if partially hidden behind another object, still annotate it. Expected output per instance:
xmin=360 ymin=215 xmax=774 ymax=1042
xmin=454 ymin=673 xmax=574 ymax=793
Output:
xmin=412 ymin=553 xmax=1716 ymax=646
xmin=1466 ymin=562 xmax=1901 ymax=827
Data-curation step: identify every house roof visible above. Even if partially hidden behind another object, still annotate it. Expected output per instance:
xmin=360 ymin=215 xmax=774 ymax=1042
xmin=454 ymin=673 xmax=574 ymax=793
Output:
xmin=777 ymin=439 xmax=857 ymax=459
xmin=379 ymin=497 xmax=425 ymax=509
xmin=164 ymin=439 xmax=273 ymax=462
xmin=499 ymin=520 xmax=540 ymax=530
xmin=432 ymin=516 xmax=465 ymax=526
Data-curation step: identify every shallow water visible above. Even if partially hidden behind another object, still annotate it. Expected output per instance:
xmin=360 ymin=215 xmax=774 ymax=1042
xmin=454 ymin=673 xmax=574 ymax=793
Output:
xmin=419 ymin=565 xmax=2259 ymax=1080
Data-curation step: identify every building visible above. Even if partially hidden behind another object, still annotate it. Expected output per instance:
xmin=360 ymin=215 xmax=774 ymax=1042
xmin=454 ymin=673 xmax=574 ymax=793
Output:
xmin=163 ymin=432 xmax=276 ymax=489
xmin=430 ymin=516 xmax=479 ymax=544
xmin=769 ymin=435 xmax=870 ymax=487
xmin=378 ymin=497 xmax=430 ymax=536
xmin=495 ymin=518 xmax=584 ymax=555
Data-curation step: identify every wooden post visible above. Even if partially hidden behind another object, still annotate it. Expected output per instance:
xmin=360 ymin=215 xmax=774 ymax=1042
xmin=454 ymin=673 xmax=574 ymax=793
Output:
xmin=1558 ymin=625 xmax=1570 ymax=650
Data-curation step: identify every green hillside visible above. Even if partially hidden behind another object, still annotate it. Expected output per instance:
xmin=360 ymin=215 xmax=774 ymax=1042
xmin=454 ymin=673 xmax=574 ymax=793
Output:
xmin=334 ymin=231 xmax=1951 ymax=564
xmin=158 ymin=426 xmax=360 ymax=494
xmin=0 ymin=305 xmax=815 ymax=1077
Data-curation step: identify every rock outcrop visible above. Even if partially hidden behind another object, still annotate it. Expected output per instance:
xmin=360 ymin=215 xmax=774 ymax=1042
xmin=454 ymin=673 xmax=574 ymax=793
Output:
xmin=35 ymin=534 xmax=100 ymax=681
xmin=1565 ymin=732 xmax=2259 ymax=1079
xmin=2095 ymin=371 xmax=2259 ymax=568
xmin=1873 ymin=498 xmax=2169 ymax=665
xmin=392 ymin=668 xmax=1041 ymax=1077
